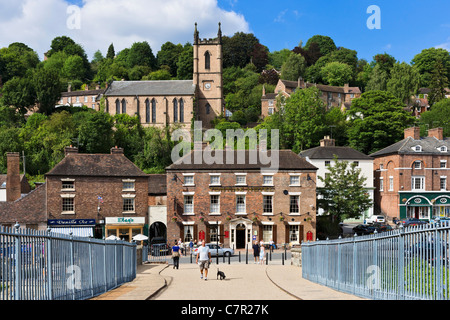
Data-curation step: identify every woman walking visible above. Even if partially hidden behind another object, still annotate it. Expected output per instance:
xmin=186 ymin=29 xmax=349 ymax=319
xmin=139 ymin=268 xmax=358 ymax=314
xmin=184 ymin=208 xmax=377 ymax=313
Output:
xmin=172 ymin=240 xmax=181 ymax=269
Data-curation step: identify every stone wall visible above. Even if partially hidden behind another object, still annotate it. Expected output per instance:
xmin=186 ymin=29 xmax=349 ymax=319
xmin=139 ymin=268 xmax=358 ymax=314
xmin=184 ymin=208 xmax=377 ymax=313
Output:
xmin=291 ymin=246 xmax=302 ymax=267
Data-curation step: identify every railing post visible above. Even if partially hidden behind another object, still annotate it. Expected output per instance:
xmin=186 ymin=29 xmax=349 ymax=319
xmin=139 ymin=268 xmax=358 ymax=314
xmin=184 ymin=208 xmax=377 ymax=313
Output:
xmin=46 ymin=228 xmax=53 ymax=300
xmin=88 ymin=237 xmax=94 ymax=298
xmin=398 ymin=225 xmax=405 ymax=300
xmin=14 ymin=223 xmax=21 ymax=300
xmin=353 ymin=233 xmax=357 ymax=296
xmin=70 ymin=232 xmax=75 ymax=300
xmin=103 ymin=239 xmax=107 ymax=292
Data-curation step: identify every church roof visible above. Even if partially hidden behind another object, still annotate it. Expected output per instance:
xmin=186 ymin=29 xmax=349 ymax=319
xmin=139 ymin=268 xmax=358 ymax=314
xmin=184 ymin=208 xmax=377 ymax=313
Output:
xmin=104 ymin=80 xmax=196 ymax=97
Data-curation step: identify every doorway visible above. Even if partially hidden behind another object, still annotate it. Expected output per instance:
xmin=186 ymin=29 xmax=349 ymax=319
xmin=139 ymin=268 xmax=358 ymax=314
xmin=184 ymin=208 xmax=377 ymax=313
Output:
xmin=236 ymin=223 xmax=246 ymax=249
xmin=149 ymin=222 xmax=167 ymax=242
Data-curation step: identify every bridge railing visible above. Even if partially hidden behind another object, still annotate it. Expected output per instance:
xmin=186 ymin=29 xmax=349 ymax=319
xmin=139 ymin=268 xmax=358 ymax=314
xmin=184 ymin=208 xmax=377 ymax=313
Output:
xmin=0 ymin=224 xmax=136 ymax=300
xmin=302 ymin=222 xmax=450 ymax=300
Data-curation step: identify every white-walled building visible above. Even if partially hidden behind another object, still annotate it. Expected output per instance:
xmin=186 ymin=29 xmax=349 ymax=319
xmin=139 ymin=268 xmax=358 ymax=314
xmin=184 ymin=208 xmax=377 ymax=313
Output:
xmin=299 ymin=136 xmax=374 ymax=221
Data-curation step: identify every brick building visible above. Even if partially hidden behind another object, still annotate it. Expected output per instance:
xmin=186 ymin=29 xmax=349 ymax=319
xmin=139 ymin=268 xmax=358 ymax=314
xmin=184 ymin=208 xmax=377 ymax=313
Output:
xmin=166 ymin=149 xmax=318 ymax=249
xmin=261 ymin=78 xmax=361 ymax=118
xmin=102 ymin=23 xmax=224 ymax=129
xmin=57 ymin=84 xmax=105 ymax=109
xmin=44 ymin=146 xmax=150 ymax=239
xmin=371 ymin=127 xmax=450 ymax=221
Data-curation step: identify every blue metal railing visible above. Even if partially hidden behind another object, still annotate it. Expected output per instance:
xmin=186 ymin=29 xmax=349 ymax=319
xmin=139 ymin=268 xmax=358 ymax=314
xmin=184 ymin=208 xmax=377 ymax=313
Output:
xmin=302 ymin=222 xmax=450 ymax=300
xmin=0 ymin=224 xmax=136 ymax=300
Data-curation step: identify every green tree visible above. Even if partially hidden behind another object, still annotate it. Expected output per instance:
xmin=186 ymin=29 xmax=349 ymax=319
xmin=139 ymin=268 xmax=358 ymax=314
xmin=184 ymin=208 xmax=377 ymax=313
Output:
xmin=428 ymin=59 xmax=449 ymax=106
xmin=222 ymin=32 xmax=260 ymax=69
xmin=106 ymin=43 xmax=115 ymax=59
xmin=176 ymin=43 xmax=193 ymax=80
xmin=320 ymin=62 xmax=353 ymax=86
xmin=411 ymin=48 xmax=450 ymax=88
xmin=304 ymin=35 xmax=337 ymax=56
xmin=77 ymin=111 xmax=114 ymax=154
xmin=113 ymin=114 xmax=144 ymax=160
xmin=0 ymin=76 xmax=36 ymax=115
xmin=387 ymin=62 xmax=420 ymax=106
xmin=62 ymin=55 xmax=86 ymax=80
xmin=420 ymin=98 xmax=450 ymax=137
xmin=127 ymin=41 xmax=157 ymax=70
xmin=282 ymin=87 xmax=327 ymax=152
xmin=32 ymin=67 xmax=62 ymax=115
xmin=365 ymin=64 xmax=389 ymax=91
xmin=280 ymin=53 xmax=306 ymax=81
xmin=268 ymin=49 xmax=293 ymax=70
xmin=0 ymin=43 xmax=40 ymax=82
xmin=157 ymin=42 xmax=184 ymax=77
xmin=317 ymin=155 xmax=373 ymax=223
xmin=347 ymin=91 xmax=415 ymax=154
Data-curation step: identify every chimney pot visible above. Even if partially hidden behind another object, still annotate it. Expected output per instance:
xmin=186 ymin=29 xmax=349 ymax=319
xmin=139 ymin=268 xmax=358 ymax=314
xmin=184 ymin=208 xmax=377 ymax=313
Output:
xmin=111 ymin=146 xmax=124 ymax=154
xmin=64 ymin=146 xmax=78 ymax=156
xmin=320 ymin=136 xmax=335 ymax=147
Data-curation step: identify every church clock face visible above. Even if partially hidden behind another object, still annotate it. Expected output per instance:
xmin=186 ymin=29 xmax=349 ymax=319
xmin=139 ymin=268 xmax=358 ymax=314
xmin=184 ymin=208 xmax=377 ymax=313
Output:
xmin=204 ymin=82 xmax=211 ymax=90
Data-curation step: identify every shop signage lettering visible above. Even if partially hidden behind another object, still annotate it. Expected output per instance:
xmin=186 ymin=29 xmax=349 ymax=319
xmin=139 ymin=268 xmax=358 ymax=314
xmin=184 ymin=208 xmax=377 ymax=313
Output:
xmin=210 ymin=186 xmax=275 ymax=192
xmin=48 ymin=219 xmax=95 ymax=226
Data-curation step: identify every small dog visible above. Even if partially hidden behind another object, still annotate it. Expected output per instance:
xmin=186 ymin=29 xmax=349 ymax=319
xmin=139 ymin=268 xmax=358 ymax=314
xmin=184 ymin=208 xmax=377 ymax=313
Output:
xmin=217 ymin=268 xmax=226 ymax=280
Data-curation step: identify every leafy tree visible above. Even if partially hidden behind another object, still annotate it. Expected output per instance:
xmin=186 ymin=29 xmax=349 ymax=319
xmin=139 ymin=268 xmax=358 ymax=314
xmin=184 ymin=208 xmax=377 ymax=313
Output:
xmin=157 ymin=42 xmax=184 ymax=77
xmin=268 ymin=49 xmax=293 ymax=70
xmin=62 ymin=55 xmax=86 ymax=80
xmin=280 ymin=53 xmax=306 ymax=81
xmin=365 ymin=64 xmax=389 ymax=91
xmin=428 ymin=59 xmax=449 ymax=106
xmin=0 ymin=43 xmax=40 ymax=82
xmin=347 ymin=90 xmax=415 ymax=154
xmin=250 ymin=43 xmax=269 ymax=72
xmin=281 ymin=87 xmax=327 ymax=152
xmin=77 ymin=111 xmax=114 ymax=154
xmin=0 ymin=127 xmax=23 ymax=174
xmin=317 ymin=155 xmax=373 ymax=223
xmin=113 ymin=114 xmax=144 ymax=160
xmin=372 ymin=53 xmax=397 ymax=74
xmin=176 ymin=43 xmax=193 ymax=80
xmin=304 ymin=35 xmax=337 ymax=56
xmin=106 ymin=43 xmax=115 ymax=59
xmin=127 ymin=41 xmax=157 ymax=70
xmin=0 ymin=76 xmax=36 ymax=115
xmin=387 ymin=62 xmax=420 ymax=106
xmin=222 ymin=32 xmax=260 ymax=69
xmin=32 ymin=67 xmax=62 ymax=115
xmin=293 ymin=42 xmax=323 ymax=66
xmin=323 ymin=107 xmax=349 ymax=147
xmin=142 ymin=68 xmax=172 ymax=80
xmin=320 ymin=62 xmax=353 ymax=86
xmin=419 ymin=98 xmax=450 ymax=136
xmin=411 ymin=48 xmax=450 ymax=88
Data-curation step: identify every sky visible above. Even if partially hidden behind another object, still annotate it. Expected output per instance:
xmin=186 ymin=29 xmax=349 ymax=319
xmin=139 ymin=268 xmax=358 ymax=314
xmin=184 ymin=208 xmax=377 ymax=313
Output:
xmin=0 ymin=0 xmax=449 ymax=64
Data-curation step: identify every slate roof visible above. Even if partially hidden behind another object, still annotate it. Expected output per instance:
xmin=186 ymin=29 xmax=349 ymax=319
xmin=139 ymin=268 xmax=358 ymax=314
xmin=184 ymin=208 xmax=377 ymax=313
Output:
xmin=61 ymin=89 xmax=105 ymax=97
xmin=280 ymin=80 xmax=361 ymax=94
xmin=370 ymin=137 xmax=450 ymax=157
xmin=45 ymin=153 xmax=149 ymax=177
xmin=299 ymin=146 xmax=373 ymax=160
xmin=104 ymin=80 xmax=195 ymax=96
xmin=166 ymin=150 xmax=317 ymax=171
xmin=0 ymin=184 xmax=46 ymax=224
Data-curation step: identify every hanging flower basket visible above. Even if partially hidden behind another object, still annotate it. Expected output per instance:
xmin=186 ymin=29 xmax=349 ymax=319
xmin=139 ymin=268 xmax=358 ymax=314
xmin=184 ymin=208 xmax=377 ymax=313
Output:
xmin=171 ymin=217 xmax=178 ymax=222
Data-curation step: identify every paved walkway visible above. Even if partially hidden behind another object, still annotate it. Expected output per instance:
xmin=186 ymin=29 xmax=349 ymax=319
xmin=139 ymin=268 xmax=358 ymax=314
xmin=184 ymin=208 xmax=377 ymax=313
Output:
xmin=91 ymin=261 xmax=365 ymax=300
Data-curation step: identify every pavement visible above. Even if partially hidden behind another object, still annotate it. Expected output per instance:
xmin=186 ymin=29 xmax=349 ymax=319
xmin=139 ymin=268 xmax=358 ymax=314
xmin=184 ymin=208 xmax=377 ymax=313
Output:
xmin=90 ymin=259 xmax=365 ymax=301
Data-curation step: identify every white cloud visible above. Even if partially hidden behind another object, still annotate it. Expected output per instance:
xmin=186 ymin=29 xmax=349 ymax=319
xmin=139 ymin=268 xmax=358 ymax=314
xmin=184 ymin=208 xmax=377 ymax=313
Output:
xmin=0 ymin=0 xmax=250 ymax=60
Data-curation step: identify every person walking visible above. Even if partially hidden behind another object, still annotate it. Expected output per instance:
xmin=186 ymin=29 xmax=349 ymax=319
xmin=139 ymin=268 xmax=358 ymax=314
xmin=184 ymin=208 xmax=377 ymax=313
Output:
xmin=259 ymin=241 xmax=265 ymax=265
xmin=252 ymin=240 xmax=260 ymax=264
xmin=172 ymin=240 xmax=181 ymax=269
xmin=196 ymin=240 xmax=211 ymax=280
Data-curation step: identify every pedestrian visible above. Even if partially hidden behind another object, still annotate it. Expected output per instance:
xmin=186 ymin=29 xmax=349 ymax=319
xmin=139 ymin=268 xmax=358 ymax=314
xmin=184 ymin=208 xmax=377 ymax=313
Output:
xmin=172 ymin=240 xmax=181 ymax=269
xmin=189 ymin=239 xmax=194 ymax=254
xmin=196 ymin=240 xmax=212 ymax=280
xmin=259 ymin=241 xmax=265 ymax=265
xmin=252 ymin=240 xmax=260 ymax=264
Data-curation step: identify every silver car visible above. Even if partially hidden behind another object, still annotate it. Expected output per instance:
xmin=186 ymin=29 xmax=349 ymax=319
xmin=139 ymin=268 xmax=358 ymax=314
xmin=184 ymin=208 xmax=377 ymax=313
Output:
xmin=193 ymin=243 xmax=234 ymax=257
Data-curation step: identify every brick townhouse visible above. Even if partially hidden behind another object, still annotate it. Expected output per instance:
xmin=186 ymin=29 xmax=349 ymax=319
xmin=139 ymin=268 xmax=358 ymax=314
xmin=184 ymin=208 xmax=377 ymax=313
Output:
xmin=166 ymin=149 xmax=318 ymax=249
xmin=371 ymin=127 xmax=450 ymax=221
xmin=261 ymin=78 xmax=361 ymax=118
xmin=44 ymin=146 xmax=150 ymax=240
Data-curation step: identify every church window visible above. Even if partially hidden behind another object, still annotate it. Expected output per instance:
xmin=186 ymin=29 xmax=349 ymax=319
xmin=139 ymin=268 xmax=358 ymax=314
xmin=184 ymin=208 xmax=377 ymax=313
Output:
xmin=173 ymin=99 xmax=178 ymax=123
xmin=179 ymin=99 xmax=184 ymax=123
xmin=205 ymin=51 xmax=211 ymax=70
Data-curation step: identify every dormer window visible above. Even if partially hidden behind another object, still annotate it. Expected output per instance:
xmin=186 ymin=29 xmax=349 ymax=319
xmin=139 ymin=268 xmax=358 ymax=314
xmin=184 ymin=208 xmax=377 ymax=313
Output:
xmin=413 ymin=145 xmax=422 ymax=152
xmin=439 ymin=146 xmax=447 ymax=153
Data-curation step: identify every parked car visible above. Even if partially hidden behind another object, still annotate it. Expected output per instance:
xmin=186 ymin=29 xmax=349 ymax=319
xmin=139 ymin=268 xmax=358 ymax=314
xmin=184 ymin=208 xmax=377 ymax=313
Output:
xmin=372 ymin=223 xmax=393 ymax=233
xmin=366 ymin=215 xmax=386 ymax=224
xmin=353 ymin=224 xmax=377 ymax=236
xmin=400 ymin=218 xmax=428 ymax=228
xmin=430 ymin=217 xmax=450 ymax=225
xmin=193 ymin=243 xmax=234 ymax=257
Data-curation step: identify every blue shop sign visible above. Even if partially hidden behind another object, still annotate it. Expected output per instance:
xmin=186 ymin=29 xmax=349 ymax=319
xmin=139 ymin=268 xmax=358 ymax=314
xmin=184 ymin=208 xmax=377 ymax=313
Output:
xmin=48 ymin=219 xmax=96 ymax=226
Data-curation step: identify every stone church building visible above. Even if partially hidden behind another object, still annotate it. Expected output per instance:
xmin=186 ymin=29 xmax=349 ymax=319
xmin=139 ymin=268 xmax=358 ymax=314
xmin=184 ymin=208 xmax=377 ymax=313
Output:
xmin=102 ymin=23 xmax=224 ymax=129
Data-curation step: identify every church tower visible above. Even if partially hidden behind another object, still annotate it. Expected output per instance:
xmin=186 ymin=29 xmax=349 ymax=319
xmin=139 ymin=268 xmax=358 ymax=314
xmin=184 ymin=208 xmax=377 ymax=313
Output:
xmin=193 ymin=23 xmax=224 ymax=128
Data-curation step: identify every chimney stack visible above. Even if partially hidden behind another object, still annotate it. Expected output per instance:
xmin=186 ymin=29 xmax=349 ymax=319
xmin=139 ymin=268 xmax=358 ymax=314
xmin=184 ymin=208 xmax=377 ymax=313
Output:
xmin=110 ymin=146 xmax=124 ymax=154
xmin=404 ymin=127 xmax=421 ymax=140
xmin=6 ymin=152 xmax=21 ymax=202
xmin=428 ymin=127 xmax=444 ymax=141
xmin=64 ymin=145 xmax=78 ymax=156
xmin=320 ymin=136 xmax=335 ymax=147
xmin=67 ymin=83 xmax=72 ymax=93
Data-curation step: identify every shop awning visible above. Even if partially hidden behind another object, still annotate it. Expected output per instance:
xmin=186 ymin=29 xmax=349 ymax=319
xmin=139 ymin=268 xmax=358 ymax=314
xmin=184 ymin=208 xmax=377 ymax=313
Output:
xmin=49 ymin=227 xmax=94 ymax=238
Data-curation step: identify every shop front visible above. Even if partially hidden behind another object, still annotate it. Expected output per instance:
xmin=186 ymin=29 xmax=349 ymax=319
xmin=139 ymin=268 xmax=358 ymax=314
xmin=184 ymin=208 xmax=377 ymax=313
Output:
xmin=48 ymin=219 xmax=96 ymax=237
xmin=399 ymin=192 xmax=450 ymax=221
xmin=105 ymin=217 xmax=147 ymax=242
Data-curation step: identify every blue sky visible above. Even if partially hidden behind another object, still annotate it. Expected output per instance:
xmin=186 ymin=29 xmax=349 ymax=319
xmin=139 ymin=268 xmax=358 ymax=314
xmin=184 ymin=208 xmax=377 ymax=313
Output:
xmin=217 ymin=0 xmax=450 ymax=63
xmin=1 ymin=0 xmax=449 ymax=64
